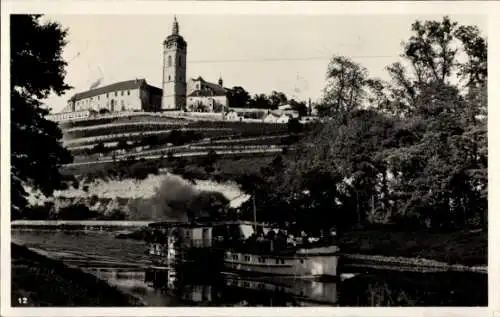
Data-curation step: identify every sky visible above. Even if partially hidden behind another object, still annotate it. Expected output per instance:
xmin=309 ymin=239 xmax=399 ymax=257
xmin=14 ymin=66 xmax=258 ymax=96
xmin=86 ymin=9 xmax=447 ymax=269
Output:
xmin=43 ymin=14 xmax=487 ymax=113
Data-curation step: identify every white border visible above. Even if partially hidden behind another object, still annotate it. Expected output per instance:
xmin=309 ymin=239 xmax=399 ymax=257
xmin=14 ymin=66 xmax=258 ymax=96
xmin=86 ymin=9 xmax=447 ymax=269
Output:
xmin=1 ymin=1 xmax=499 ymax=317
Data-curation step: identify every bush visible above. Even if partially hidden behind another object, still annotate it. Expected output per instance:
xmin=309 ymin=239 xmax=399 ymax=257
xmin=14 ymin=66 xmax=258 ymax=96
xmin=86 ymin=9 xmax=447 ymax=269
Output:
xmin=22 ymin=202 xmax=54 ymax=220
xmin=287 ymin=117 xmax=302 ymax=134
xmin=56 ymin=204 xmax=98 ymax=220
xmin=101 ymin=209 xmax=127 ymax=220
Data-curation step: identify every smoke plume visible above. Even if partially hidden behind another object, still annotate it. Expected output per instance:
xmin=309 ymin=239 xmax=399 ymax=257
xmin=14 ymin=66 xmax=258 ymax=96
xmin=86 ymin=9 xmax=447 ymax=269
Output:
xmin=129 ymin=174 xmax=229 ymax=221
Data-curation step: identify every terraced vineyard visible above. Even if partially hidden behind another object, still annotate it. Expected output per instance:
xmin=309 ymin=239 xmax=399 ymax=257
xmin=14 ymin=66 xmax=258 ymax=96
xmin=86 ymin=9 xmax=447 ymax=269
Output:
xmin=58 ymin=113 xmax=295 ymax=176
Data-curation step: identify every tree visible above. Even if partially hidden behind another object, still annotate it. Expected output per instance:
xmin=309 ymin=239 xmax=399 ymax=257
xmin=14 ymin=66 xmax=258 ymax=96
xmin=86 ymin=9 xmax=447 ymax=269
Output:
xmin=166 ymin=151 xmax=175 ymax=161
xmin=11 ymin=15 xmax=73 ymax=218
xmin=202 ymin=149 xmax=219 ymax=173
xmin=319 ymin=55 xmax=370 ymax=117
xmin=382 ymin=16 xmax=488 ymax=229
xmin=249 ymin=94 xmax=272 ymax=109
xmin=289 ymin=99 xmax=308 ymax=117
xmin=143 ymin=135 xmax=159 ymax=148
xmin=227 ymin=86 xmax=251 ymax=108
xmin=268 ymin=91 xmax=288 ymax=109
xmin=385 ymin=16 xmax=487 ymax=117
xmin=92 ymin=142 xmax=105 ymax=154
xmin=116 ymin=139 xmax=129 ymax=151
xmin=213 ymin=102 xmax=228 ymax=113
xmin=235 ymin=17 xmax=487 ymax=232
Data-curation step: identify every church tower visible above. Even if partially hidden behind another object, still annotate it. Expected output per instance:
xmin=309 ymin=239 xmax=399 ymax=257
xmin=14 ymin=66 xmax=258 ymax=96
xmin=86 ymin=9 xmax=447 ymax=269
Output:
xmin=162 ymin=16 xmax=187 ymax=110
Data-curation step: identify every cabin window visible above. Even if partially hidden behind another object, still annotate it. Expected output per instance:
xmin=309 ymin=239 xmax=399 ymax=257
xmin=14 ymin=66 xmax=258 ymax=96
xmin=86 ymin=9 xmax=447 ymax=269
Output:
xmin=300 ymin=259 xmax=304 ymax=264
xmin=275 ymin=259 xmax=280 ymax=264
xmin=258 ymin=257 xmax=265 ymax=263
xmin=281 ymin=259 xmax=285 ymax=264
xmin=244 ymin=255 xmax=250 ymax=262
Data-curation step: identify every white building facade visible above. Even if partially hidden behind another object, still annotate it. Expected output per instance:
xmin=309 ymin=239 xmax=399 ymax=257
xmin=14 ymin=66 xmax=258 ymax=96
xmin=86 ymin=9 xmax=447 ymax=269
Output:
xmin=186 ymin=76 xmax=230 ymax=112
xmin=66 ymin=79 xmax=162 ymax=114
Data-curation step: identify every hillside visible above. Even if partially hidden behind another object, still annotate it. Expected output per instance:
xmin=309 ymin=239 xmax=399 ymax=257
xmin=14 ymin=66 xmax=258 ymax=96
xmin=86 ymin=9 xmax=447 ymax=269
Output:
xmin=56 ymin=112 xmax=297 ymax=176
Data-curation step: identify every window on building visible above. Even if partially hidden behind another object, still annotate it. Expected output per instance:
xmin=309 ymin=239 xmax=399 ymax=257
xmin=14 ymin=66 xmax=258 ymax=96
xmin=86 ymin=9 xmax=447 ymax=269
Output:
xmin=168 ymin=75 xmax=171 ymax=81
xmin=121 ymin=91 xmax=124 ymax=96
xmin=127 ymin=90 xmax=130 ymax=96
xmin=97 ymin=96 xmax=100 ymax=100
xmin=115 ymin=92 xmax=117 ymax=97
xmin=106 ymin=93 xmax=109 ymax=98
xmin=168 ymin=55 xmax=172 ymax=67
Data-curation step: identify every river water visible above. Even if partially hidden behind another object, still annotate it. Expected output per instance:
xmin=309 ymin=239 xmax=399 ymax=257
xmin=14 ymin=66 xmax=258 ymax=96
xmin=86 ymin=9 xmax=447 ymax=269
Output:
xmin=11 ymin=230 xmax=487 ymax=307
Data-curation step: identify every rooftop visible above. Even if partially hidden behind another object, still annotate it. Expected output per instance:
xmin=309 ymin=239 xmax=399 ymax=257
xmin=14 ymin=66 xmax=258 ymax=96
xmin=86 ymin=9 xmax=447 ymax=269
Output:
xmin=189 ymin=76 xmax=230 ymax=97
xmin=69 ymin=79 xmax=161 ymax=102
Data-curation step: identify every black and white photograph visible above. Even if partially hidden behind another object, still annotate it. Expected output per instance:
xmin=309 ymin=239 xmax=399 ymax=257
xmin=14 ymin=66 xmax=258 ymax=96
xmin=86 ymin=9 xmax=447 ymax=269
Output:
xmin=1 ymin=1 xmax=495 ymax=316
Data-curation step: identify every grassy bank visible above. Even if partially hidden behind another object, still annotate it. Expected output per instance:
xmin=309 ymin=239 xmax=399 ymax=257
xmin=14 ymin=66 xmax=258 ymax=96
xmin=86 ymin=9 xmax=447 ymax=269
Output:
xmin=11 ymin=243 xmax=143 ymax=306
xmin=340 ymin=228 xmax=487 ymax=266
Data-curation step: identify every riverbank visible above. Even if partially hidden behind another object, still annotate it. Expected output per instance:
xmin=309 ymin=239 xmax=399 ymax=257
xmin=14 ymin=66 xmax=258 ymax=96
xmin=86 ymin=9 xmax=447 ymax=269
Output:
xmin=11 ymin=243 xmax=144 ymax=306
xmin=339 ymin=228 xmax=487 ymax=267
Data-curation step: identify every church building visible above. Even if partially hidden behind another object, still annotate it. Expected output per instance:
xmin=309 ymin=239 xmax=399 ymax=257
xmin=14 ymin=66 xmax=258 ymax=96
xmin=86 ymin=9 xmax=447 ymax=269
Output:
xmin=54 ymin=16 xmax=231 ymax=122
xmin=186 ymin=76 xmax=230 ymax=112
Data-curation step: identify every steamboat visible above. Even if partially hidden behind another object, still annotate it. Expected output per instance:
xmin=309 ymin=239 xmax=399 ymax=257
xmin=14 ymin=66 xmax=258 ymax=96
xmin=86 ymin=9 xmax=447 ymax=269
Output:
xmin=146 ymin=220 xmax=339 ymax=278
xmin=146 ymin=196 xmax=339 ymax=278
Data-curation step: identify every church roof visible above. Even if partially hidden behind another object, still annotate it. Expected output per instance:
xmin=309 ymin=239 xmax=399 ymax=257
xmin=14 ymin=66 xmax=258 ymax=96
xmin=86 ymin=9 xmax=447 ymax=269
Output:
xmin=69 ymin=79 xmax=159 ymax=102
xmin=188 ymin=76 xmax=230 ymax=97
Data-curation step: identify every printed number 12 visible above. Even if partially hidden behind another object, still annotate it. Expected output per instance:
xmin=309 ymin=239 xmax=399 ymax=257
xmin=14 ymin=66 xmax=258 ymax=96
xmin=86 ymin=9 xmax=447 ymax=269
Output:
xmin=18 ymin=297 xmax=27 ymax=305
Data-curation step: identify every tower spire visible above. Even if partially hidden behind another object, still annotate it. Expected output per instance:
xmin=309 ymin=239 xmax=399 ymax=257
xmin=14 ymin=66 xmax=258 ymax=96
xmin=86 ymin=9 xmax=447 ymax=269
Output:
xmin=172 ymin=16 xmax=179 ymax=35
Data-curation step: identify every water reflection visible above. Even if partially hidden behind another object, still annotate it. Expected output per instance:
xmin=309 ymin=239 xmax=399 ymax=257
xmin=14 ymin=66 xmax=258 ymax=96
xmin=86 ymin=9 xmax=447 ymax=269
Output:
xmin=89 ymin=267 xmax=339 ymax=306
xmin=87 ymin=266 xmax=487 ymax=307
xmin=338 ymin=270 xmax=487 ymax=306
